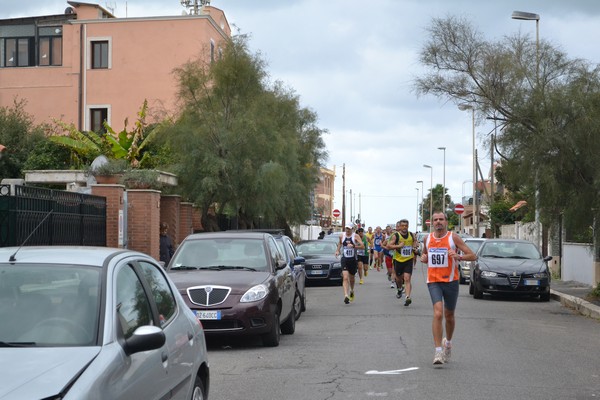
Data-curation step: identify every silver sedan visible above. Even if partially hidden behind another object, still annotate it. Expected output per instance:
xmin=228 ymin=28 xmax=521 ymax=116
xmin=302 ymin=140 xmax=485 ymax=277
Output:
xmin=0 ymin=246 xmax=209 ymax=400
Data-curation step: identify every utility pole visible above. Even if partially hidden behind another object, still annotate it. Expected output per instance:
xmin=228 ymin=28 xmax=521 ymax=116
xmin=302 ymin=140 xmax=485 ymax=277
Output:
xmin=341 ymin=163 xmax=346 ymax=228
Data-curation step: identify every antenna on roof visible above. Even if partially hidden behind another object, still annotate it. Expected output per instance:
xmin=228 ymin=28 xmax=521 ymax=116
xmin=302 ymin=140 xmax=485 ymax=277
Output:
xmin=180 ymin=0 xmax=211 ymax=15
xmin=8 ymin=210 xmax=54 ymax=262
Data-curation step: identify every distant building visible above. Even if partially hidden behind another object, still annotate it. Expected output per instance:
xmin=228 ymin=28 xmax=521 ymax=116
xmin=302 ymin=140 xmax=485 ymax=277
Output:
xmin=314 ymin=166 xmax=335 ymax=227
xmin=0 ymin=1 xmax=231 ymax=131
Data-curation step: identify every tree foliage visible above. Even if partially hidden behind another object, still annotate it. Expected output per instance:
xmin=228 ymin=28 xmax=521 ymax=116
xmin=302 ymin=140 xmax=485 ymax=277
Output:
xmin=0 ymin=100 xmax=48 ymax=178
xmin=415 ymin=15 xmax=600 ymax=243
xmin=167 ymin=36 xmax=328 ymax=229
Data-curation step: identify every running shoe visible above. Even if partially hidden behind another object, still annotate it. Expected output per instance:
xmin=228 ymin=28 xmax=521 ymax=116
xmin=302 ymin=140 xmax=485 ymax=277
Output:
xmin=390 ymin=282 xmax=395 ymax=289
xmin=359 ymin=279 xmax=364 ymax=285
xmin=433 ymin=350 xmax=445 ymax=365
xmin=404 ymin=297 xmax=412 ymax=306
xmin=344 ymin=296 xmax=350 ymax=304
xmin=396 ymin=290 xmax=402 ymax=299
xmin=349 ymin=291 xmax=355 ymax=302
xmin=442 ymin=338 xmax=451 ymax=362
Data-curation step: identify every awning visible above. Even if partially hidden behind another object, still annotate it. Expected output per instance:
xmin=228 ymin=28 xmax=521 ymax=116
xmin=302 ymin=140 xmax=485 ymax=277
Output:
xmin=509 ymin=200 xmax=527 ymax=212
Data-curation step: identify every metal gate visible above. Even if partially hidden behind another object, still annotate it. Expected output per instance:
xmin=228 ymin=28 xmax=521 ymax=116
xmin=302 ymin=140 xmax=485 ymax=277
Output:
xmin=0 ymin=184 xmax=106 ymax=247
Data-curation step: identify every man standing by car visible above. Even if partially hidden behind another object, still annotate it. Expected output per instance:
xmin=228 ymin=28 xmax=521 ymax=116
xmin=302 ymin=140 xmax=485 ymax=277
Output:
xmin=420 ymin=211 xmax=476 ymax=366
xmin=335 ymin=224 xmax=364 ymax=304
xmin=387 ymin=219 xmax=418 ymax=306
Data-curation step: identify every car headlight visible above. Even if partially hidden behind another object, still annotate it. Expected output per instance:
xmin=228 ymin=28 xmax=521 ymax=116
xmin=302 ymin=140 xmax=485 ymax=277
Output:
xmin=532 ymin=272 xmax=548 ymax=278
xmin=240 ymin=284 xmax=268 ymax=302
xmin=481 ymin=271 xmax=498 ymax=277
xmin=332 ymin=262 xmax=342 ymax=269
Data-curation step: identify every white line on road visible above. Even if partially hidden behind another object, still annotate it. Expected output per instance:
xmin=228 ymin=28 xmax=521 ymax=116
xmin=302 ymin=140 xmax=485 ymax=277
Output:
xmin=365 ymin=367 xmax=419 ymax=375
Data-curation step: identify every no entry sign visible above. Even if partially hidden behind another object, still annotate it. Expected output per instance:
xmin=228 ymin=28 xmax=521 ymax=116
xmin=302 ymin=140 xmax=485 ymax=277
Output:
xmin=332 ymin=209 xmax=341 ymax=218
xmin=454 ymin=204 xmax=465 ymax=215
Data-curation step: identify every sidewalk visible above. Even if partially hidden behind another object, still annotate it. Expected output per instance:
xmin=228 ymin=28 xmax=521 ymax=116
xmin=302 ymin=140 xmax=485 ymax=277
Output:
xmin=550 ymin=280 xmax=600 ymax=320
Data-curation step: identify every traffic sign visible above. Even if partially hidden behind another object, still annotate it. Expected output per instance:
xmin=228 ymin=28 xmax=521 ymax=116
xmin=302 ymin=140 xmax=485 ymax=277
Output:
xmin=454 ymin=204 xmax=465 ymax=215
xmin=332 ymin=209 xmax=341 ymax=218
xmin=426 ymin=219 xmax=430 ymax=226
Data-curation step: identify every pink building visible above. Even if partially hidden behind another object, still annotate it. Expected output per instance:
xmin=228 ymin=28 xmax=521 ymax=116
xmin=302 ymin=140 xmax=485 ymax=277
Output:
xmin=0 ymin=1 xmax=231 ymax=131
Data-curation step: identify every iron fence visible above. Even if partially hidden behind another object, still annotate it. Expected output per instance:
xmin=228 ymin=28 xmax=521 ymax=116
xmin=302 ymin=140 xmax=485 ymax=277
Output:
xmin=0 ymin=184 xmax=106 ymax=247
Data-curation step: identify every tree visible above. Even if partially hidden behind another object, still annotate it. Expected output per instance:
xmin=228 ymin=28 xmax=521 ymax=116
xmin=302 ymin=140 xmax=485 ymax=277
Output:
xmin=168 ymin=35 xmax=327 ymax=230
xmin=0 ymin=100 xmax=48 ymax=179
xmin=415 ymin=15 xmax=600 ymax=245
xmin=420 ymin=184 xmax=456 ymax=230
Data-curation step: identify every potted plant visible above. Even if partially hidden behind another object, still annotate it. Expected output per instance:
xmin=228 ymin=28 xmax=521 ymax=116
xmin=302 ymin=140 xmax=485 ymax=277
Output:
xmin=120 ymin=169 xmax=162 ymax=190
xmin=90 ymin=159 xmax=128 ymax=184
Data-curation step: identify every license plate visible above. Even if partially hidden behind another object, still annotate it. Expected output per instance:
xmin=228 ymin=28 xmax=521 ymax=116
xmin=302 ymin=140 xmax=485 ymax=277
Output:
xmin=195 ymin=310 xmax=221 ymax=320
xmin=310 ymin=270 xmax=325 ymax=275
xmin=523 ymin=279 xmax=540 ymax=286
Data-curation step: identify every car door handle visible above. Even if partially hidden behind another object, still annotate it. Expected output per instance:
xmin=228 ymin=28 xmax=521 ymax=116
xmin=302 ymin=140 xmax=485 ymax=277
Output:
xmin=188 ymin=331 xmax=194 ymax=341
xmin=161 ymin=352 xmax=168 ymax=363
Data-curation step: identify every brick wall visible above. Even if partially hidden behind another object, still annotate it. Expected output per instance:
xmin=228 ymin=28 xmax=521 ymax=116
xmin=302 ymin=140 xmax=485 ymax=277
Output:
xmin=179 ymin=202 xmax=194 ymax=244
xmin=127 ymin=190 xmax=161 ymax=260
xmin=91 ymin=184 xmax=125 ymax=248
xmin=192 ymin=205 xmax=203 ymax=232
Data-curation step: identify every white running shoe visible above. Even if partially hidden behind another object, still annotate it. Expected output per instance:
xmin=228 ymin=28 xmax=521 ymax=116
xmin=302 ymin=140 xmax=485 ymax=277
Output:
xmin=433 ymin=350 xmax=445 ymax=365
xmin=442 ymin=338 xmax=452 ymax=362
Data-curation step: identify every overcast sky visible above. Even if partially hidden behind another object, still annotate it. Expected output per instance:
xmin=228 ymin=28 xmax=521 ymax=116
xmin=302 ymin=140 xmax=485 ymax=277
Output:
xmin=7 ymin=0 xmax=600 ymax=231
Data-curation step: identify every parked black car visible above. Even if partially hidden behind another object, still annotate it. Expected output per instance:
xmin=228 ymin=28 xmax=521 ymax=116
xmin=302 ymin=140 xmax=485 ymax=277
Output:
xmin=167 ymin=231 xmax=296 ymax=347
xmin=296 ymin=240 xmax=342 ymax=285
xmin=272 ymin=234 xmax=307 ymax=320
xmin=469 ymin=239 xmax=552 ymax=301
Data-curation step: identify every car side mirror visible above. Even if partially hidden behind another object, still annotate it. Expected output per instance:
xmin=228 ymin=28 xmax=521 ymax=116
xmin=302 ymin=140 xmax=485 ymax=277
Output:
xmin=276 ymin=259 xmax=288 ymax=270
xmin=293 ymin=256 xmax=305 ymax=265
xmin=543 ymin=255 xmax=553 ymax=262
xmin=123 ymin=325 xmax=166 ymax=356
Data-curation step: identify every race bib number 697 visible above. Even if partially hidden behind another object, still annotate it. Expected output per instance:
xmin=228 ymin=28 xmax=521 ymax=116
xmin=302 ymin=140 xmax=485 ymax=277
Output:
xmin=428 ymin=248 xmax=449 ymax=268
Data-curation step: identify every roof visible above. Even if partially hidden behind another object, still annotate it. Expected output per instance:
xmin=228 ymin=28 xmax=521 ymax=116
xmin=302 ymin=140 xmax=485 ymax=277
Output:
xmin=509 ymin=200 xmax=528 ymax=212
xmin=0 ymin=246 xmax=143 ymax=265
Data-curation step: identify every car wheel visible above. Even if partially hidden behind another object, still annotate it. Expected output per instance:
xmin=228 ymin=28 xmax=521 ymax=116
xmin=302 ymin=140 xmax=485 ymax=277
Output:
xmin=469 ymin=281 xmax=474 ymax=295
xmin=540 ymin=292 xmax=550 ymax=302
xmin=190 ymin=375 xmax=205 ymax=400
xmin=293 ymin=288 xmax=302 ymax=321
xmin=281 ymin=301 xmax=296 ymax=335
xmin=473 ymin=282 xmax=483 ymax=299
xmin=262 ymin=311 xmax=280 ymax=347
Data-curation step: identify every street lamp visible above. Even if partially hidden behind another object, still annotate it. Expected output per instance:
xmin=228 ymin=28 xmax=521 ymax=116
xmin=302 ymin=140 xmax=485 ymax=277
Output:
xmin=512 ymin=10 xmax=541 ymax=249
xmin=416 ymin=180 xmax=424 ymax=231
xmin=458 ymin=104 xmax=478 ymax=237
xmin=511 ymin=11 xmax=540 ymax=79
xmin=415 ymin=187 xmax=419 ymax=231
xmin=423 ymin=164 xmax=433 ymax=232
xmin=438 ymin=146 xmax=446 ymax=213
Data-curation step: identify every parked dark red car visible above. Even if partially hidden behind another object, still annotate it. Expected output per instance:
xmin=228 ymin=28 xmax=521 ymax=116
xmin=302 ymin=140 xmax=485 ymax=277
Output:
xmin=167 ymin=231 xmax=296 ymax=347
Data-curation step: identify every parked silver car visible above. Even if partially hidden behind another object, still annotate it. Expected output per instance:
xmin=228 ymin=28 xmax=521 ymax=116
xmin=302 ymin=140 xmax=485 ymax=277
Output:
xmin=0 ymin=246 xmax=209 ymax=400
xmin=458 ymin=238 xmax=486 ymax=284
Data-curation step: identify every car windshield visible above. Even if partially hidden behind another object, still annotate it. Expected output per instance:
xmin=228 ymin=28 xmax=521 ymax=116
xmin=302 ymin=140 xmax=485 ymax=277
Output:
xmin=296 ymin=241 xmax=337 ymax=256
xmin=465 ymin=240 xmax=484 ymax=253
xmin=480 ymin=242 xmax=541 ymax=259
xmin=0 ymin=265 xmax=100 ymax=347
xmin=171 ymin=238 xmax=268 ymax=271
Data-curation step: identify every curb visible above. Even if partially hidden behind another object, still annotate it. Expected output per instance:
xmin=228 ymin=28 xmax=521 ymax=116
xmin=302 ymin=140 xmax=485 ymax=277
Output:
xmin=550 ymin=289 xmax=600 ymax=320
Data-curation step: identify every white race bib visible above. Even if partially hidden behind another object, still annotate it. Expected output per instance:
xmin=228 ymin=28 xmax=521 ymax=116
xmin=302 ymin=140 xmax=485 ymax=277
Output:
xmin=343 ymin=247 xmax=355 ymax=258
xmin=428 ymin=248 xmax=448 ymax=268
xmin=401 ymin=246 xmax=413 ymax=257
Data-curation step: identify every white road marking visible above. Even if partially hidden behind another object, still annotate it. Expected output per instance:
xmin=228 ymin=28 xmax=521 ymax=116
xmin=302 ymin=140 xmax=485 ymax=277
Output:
xmin=365 ymin=367 xmax=419 ymax=375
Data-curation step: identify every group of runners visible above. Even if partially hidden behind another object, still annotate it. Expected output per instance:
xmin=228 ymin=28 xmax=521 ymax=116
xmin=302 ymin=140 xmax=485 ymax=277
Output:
xmin=333 ymin=212 xmax=477 ymax=366
xmin=334 ymin=221 xmax=418 ymax=306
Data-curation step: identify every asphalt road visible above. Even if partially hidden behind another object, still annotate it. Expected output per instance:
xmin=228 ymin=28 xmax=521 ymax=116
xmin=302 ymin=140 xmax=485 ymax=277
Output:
xmin=206 ymin=261 xmax=600 ymax=400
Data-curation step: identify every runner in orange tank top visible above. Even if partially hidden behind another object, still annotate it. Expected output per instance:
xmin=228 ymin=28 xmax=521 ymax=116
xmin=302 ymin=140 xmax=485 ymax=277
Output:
xmin=420 ymin=211 xmax=477 ymax=366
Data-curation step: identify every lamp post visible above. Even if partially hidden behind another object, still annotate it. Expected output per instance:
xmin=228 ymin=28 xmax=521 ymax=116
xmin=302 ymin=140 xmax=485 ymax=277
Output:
xmin=461 ymin=180 xmax=472 ymax=234
xmin=512 ymin=10 xmax=541 ymax=249
xmin=438 ymin=146 xmax=446 ymax=213
xmin=417 ymin=180 xmax=424 ymax=231
xmin=458 ymin=104 xmax=478 ymax=237
xmin=423 ymin=164 xmax=433 ymax=232
xmin=415 ymin=187 xmax=419 ymax=231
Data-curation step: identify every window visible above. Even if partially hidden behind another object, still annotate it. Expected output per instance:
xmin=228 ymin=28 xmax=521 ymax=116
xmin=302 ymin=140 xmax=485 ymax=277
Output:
xmin=90 ymin=108 xmax=108 ymax=133
xmin=116 ymin=265 xmax=153 ymax=339
xmin=39 ymin=36 xmax=62 ymax=66
xmin=3 ymin=38 xmax=33 ymax=67
xmin=138 ymin=261 xmax=177 ymax=327
xmin=91 ymin=40 xmax=109 ymax=69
